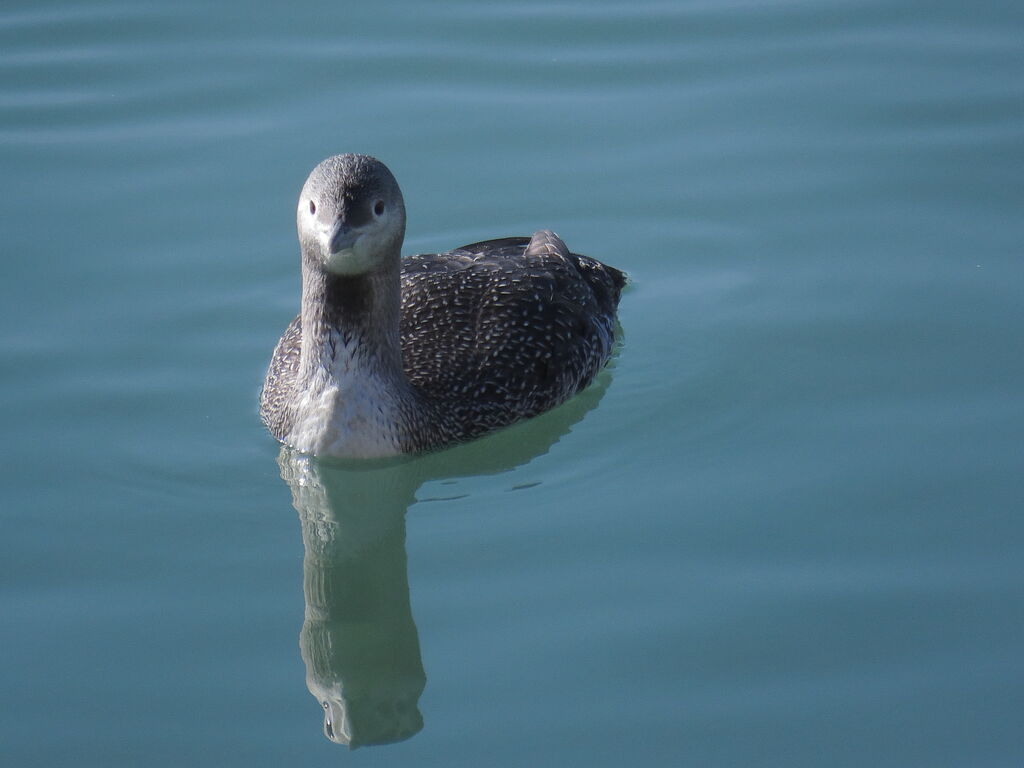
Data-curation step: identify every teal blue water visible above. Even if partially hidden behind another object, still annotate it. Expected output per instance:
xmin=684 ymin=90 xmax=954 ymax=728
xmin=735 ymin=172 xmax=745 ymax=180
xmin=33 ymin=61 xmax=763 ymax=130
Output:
xmin=3 ymin=1 xmax=1023 ymax=765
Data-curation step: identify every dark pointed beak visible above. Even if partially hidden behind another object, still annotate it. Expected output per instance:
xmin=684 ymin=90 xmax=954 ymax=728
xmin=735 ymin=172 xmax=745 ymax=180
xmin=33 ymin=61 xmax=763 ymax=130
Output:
xmin=328 ymin=219 xmax=357 ymax=254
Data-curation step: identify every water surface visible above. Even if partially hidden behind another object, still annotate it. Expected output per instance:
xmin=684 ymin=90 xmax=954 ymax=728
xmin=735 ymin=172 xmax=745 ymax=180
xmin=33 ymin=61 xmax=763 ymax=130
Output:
xmin=2 ymin=1 xmax=1023 ymax=765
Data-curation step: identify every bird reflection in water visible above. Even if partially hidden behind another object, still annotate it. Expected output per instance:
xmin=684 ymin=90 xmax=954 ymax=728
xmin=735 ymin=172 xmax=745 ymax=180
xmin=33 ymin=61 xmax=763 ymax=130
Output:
xmin=274 ymin=364 xmax=616 ymax=748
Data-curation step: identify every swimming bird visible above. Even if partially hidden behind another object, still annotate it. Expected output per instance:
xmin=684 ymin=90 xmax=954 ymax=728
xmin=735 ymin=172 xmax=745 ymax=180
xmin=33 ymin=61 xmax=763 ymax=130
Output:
xmin=260 ymin=154 xmax=625 ymax=458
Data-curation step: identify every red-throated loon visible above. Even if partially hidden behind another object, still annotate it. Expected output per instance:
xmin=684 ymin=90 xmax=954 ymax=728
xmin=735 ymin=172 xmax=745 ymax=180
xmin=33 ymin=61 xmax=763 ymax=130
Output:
xmin=260 ymin=154 xmax=625 ymax=458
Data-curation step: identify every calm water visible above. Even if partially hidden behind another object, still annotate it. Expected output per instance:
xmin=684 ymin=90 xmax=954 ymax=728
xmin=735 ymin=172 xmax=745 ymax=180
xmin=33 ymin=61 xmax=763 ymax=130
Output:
xmin=3 ymin=1 xmax=1023 ymax=765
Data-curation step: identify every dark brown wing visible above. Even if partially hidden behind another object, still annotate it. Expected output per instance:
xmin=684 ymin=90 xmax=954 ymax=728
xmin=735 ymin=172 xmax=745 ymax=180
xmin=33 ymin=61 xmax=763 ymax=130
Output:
xmin=259 ymin=315 xmax=302 ymax=439
xmin=399 ymin=231 xmax=624 ymax=442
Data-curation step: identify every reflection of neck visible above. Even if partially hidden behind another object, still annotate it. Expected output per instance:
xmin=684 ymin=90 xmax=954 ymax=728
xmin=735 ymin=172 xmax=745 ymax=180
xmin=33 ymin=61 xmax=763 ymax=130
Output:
xmin=301 ymin=511 xmax=424 ymax=747
xmin=280 ymin=452 xmax=426 ymax=748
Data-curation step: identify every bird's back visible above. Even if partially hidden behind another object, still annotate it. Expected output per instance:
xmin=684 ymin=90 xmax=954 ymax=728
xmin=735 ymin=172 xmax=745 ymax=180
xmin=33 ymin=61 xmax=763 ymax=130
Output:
xmin=398 ymin=231 xmax=625 ymax=444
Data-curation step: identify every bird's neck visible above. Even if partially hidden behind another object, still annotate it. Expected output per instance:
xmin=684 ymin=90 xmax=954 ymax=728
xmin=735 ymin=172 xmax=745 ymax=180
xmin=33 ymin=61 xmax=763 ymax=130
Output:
xmin=298 ymin=260 xmax=406 ymax=387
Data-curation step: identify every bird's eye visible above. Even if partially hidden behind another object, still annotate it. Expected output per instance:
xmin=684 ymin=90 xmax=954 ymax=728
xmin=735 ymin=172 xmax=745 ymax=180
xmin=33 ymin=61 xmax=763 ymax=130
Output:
xmin=308 ymin=200 xmax=316 ymax=215
xmin=374 ymin=200 xmax=385 ymax=216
